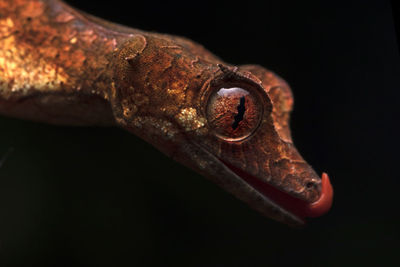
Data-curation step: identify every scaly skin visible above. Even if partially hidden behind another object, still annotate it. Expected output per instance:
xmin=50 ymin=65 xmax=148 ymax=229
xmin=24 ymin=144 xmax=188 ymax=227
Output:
xmin=0 ymin=0 xmax=333 ymax=226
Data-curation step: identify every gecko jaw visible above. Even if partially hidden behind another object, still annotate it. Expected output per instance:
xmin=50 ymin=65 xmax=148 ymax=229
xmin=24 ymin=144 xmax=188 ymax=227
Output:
xmin=221 ymin=160 xmax=333 ymax=223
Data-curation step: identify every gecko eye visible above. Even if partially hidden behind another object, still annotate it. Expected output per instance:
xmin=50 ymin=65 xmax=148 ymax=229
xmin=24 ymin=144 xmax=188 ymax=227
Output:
xmin=206 ymin=86 xmax=263 ymax=141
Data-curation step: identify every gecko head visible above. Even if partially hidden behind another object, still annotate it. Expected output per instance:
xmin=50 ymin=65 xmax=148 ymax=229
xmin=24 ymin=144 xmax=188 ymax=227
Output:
xmin=171 ymin=64 xmax=333 ymax=227
xmin=111 ymin=37 xmax=332 ymax=226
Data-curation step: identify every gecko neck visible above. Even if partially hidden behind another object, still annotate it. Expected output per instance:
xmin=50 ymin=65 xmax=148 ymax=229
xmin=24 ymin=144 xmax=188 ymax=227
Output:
xmin=0 ymin=0 xmax=135 ymax=126
xmin=0 ymin=0 xmax=221 ymax=127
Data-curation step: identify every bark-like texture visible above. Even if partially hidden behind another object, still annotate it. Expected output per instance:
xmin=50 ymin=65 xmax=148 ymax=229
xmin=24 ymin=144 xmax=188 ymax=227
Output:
xmin=0 ymin=0 xmax=332 ymax=226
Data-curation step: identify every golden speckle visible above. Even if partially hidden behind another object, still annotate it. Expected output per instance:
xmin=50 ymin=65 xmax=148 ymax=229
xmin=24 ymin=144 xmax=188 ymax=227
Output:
xmin=176 ymin=107 xmax=206 ymax=132
xmin=0 ymin=17 xmax=14 ymax=34
xmin=121 ymin=98 xmax=138 ymax=119
xmin=70 ymin=37 xmax=77 ymax=44
xmin=0 ymin=17 xmax=68 ymax=95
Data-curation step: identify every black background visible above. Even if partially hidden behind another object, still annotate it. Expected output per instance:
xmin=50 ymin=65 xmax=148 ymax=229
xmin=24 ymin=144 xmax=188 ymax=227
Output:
xmin=1 ymin=0 xmax=399 ymax=266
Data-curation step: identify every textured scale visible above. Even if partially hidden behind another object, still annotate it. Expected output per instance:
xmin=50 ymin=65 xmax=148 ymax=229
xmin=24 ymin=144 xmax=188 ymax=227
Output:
xmin=0 ymin=0 xmax=333 ymax=227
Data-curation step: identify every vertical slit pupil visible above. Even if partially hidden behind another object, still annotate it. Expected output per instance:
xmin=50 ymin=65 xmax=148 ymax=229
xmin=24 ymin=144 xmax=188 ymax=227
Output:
xmin=232 ymin=96 xmax=246 ymax=130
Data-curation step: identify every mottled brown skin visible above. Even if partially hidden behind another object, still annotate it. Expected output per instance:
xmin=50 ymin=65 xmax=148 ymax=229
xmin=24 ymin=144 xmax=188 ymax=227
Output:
xmin=0 ymin=0 xmax=326 ymax=226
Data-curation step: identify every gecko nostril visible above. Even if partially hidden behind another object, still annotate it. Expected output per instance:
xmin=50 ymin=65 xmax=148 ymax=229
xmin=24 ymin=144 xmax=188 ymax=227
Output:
xmin=306 ymin=181 xmax=315 ymax=189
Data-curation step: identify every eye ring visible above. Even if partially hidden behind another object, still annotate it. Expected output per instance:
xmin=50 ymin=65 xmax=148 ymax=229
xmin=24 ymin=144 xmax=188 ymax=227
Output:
xmin=204 ymin=81 xmax=265 ymax=142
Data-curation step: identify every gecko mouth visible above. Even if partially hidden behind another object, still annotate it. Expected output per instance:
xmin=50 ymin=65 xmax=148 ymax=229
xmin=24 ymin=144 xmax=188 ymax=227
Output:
xmin=222 ymin=160 xmax=333 ymax=222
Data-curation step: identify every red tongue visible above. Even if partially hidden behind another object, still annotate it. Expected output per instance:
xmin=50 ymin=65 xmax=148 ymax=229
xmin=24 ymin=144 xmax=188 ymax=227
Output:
xmin=246 ymin=171 xmax=333 ymax=219
xmin=225 ymin=161 xmax=333 ymax=219
xmin=301 ymin=173 xmax=333 ymax=218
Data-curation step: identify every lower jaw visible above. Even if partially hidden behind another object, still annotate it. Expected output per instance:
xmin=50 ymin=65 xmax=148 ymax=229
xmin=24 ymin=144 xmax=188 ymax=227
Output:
xmin=220 ymin=160 xmax=333 ymax=221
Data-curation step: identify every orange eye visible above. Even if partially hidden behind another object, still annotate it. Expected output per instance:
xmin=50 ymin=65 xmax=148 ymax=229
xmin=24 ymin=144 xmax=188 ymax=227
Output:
xmin=206 ymin=87 xmax=263 ymax=141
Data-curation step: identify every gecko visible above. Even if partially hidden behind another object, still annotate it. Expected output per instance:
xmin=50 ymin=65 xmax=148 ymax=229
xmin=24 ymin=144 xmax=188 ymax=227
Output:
xmin=0 ymin=0 xmax=333 ymax=226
